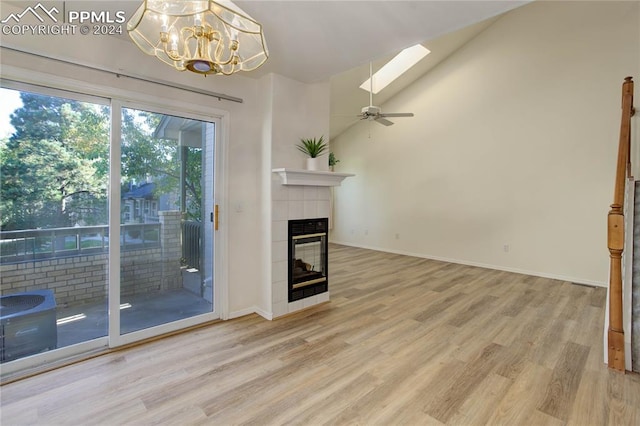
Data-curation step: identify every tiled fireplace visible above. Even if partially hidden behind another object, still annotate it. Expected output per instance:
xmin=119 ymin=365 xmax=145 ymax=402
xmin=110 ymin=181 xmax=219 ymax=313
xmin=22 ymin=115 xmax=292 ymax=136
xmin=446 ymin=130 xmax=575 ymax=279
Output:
xmin=271 ymin=169 xmax=353 ymax=318
xmin=271 ymin=182 xmax=332 ymax=317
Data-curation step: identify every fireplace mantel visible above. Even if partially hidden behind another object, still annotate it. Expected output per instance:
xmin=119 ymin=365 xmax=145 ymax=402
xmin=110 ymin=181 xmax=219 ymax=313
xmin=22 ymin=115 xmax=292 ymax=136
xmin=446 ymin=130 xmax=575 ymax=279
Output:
xmin=272 ymin=168 xmax=354 ymax=187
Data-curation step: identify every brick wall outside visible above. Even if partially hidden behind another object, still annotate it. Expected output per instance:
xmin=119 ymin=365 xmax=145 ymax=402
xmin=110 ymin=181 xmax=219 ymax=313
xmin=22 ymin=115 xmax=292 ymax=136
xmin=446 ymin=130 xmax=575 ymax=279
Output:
xmin=0 ymin=211 xmax=183 ymax=307
xmin=159 ymin=210 xmax=182 ymax=292
xmin=1 ymin=255 xmax=108 ymax=306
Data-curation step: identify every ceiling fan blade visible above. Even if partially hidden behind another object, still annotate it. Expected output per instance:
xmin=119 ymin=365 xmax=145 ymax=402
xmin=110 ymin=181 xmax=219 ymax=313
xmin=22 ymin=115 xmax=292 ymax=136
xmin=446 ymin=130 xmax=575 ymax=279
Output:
xmin=341 ymin=117 xmax=364 ymax=128
xmin=379 ymin=112 xmax=414 ymax=118
xmin=332 ymin=113 xmax=362 ymax=118
xmin=374 ymin=116 xmax=394 ymax=126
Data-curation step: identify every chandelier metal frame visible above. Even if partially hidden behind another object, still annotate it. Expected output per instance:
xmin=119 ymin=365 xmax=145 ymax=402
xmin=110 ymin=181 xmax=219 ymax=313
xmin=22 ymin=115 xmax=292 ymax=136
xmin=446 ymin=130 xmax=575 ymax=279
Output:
xmin=127 ymin=0 xmax=268 ymax=76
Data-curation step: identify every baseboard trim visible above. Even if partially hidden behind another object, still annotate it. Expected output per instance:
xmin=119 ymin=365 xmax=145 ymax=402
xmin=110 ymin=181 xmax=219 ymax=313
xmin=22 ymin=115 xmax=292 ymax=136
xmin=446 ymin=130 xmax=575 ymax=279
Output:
xmin=253 ymin=307 xmax=273 ymax=321
xmin=329 ymin=240 xmax=606 ymax=288
xmin=228 ymin=306 xmax=272 ymax=321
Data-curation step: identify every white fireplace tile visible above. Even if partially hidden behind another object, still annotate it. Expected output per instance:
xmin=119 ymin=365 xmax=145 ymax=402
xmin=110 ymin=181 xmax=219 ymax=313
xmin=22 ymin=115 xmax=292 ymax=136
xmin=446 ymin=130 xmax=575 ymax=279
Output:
xmin=272 ymin=220 xmax=287 ymax=242
xmin=272 ymin=261 xmax=287 ymax=283
xmin=273 ymin=301 xmax=287 ymax=317
xmin=303 ymin=200 xmax=318 ymax=218
xmin=273 ymin=279 xmax=287 ymax=303
xmin=316 ymin=292 xmax=330 ymax=304
xmin=317 ymin=200 xmax=330 ymax=218
xmin=317 ymin=187 xmax=331 ymax=201
xmin=288 ymin=201 xmax=304 ymax=219
xmin=272 ymin=182 xmax=288 ymax=201
xmin=272 ymin=241 xmax=287 ymax=262
xmin=303 ymin=186 xmax=318 ymax=200
xmin=289 ymin=186 xmax=304 ymax=201
xmin=303 ymin=295 xmax=318 ymax=308
xmin=288 ymin=300 xmax=304 ymax=313
xmin=273 ymin=200 xmax=288 ymax=221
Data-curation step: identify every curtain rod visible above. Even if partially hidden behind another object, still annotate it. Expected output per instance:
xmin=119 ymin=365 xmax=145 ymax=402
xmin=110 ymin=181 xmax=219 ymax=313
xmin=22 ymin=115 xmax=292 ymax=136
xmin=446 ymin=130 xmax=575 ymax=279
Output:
xmin=1 ymin=46 xmax=244 ymax=104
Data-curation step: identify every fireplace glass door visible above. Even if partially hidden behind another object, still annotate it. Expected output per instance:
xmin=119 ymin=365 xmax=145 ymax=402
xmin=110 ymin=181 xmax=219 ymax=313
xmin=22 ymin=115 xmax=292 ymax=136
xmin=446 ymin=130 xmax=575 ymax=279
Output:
xmin=289 ymin=218 xmax=328 ymax=302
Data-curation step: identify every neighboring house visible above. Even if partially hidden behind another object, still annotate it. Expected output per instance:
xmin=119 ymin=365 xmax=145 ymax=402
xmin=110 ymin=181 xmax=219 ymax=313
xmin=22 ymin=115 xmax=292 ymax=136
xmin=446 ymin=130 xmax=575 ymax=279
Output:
xmin=121 ymin=182 xmax=159 ymax=224
xmin=121 ymin=181 xmax=181 ymax=224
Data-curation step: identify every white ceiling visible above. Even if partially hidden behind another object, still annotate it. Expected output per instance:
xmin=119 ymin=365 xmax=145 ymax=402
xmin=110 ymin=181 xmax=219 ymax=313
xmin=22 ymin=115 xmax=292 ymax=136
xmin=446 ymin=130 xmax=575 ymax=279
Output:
xmin=328 ymin=16 xmax=501 ymax=138
xmin=234 ymin=1 xmax=527 ymax=83
xmin=55 ymin=0 xmax=525 ymax=82
xmin=3 ymin=1 xmax=529 ymax=137
xmin=233 ymin=1 xmax=528 ymax=138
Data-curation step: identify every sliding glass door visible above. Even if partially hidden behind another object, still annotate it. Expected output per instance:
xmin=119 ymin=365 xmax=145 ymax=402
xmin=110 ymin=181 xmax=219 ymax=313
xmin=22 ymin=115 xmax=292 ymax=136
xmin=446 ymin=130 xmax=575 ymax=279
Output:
xmin=118 ymin=107 xmax=216 ymax=335
xmin=0 ymin=85 xmax=110 ymax=360
xmin=1 ymin=82 xmax=221 ymax=370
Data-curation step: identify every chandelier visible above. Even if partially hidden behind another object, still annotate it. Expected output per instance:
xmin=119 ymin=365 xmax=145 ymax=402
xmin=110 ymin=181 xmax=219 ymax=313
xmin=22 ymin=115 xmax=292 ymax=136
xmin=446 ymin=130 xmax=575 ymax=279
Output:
xmin=127 ymin=0 xmax=268 ymax=76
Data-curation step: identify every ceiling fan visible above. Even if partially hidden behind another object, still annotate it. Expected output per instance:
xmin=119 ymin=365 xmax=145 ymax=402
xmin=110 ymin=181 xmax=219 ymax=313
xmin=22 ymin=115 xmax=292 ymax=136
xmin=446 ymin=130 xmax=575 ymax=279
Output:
xmin=358 ymin=62 xmax=414 ymax=126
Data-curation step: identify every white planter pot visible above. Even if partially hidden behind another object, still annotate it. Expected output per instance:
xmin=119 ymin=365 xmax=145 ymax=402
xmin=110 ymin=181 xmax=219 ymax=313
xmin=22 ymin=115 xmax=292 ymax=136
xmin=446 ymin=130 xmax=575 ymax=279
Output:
xmin=307 ymin=155 xmax=328 ymax=171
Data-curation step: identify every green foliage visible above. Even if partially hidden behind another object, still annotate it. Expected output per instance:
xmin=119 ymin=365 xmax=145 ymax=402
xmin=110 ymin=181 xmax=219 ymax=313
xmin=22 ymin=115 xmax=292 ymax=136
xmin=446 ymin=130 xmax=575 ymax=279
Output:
xmin=120 ymin=109 xmax=202 ymax=221
xmin=329 ymin=152 xmax=340 ymax=167
xmin=61 ymin=104 xmax=110 ymax=177
xmin=121 ymin=110 xmax=173 ymax=179
xmin=0 ymin=91 xmax=206 ymax=230
xmin=9 ymin=92 xmax=67 ymax=142
xmin=296 ymin=136 xmax=327 ymax=158
xmin=1 ymin=92 xmax=109 ymax=230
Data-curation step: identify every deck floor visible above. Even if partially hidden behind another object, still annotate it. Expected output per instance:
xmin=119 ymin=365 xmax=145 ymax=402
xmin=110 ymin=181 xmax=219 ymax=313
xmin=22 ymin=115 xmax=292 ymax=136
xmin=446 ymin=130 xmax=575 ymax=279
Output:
xmin=55 ymin=289 xmax=212 ymax=348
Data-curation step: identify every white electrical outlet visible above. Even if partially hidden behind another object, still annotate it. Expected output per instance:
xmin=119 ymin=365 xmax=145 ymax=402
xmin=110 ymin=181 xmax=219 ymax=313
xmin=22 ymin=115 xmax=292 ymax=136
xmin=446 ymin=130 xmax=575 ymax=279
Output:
xmin=503 ymin=244 xmax=509 ymax=252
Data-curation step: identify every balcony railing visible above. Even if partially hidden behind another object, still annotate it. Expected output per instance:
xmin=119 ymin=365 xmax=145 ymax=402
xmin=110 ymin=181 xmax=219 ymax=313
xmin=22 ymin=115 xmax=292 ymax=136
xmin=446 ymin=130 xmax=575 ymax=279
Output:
xmin=181 ymin=220 xmax=201 ymax=270
xmin=0 ymin=223 xmax=161 ymax=264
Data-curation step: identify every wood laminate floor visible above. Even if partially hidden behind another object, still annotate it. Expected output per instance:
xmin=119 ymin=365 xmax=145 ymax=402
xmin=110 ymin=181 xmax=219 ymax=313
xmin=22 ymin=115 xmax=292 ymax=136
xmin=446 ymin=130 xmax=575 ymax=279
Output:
xmin=2 ymin=244 xmax=640 ymax=425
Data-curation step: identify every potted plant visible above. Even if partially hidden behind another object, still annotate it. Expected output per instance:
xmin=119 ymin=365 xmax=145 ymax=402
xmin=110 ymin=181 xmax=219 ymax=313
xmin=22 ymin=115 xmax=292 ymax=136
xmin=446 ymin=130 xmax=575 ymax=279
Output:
xmin=296 ymin=136 xmax=328 ymax=171
xmin=328 ymin=152 xmax=340 ymax=171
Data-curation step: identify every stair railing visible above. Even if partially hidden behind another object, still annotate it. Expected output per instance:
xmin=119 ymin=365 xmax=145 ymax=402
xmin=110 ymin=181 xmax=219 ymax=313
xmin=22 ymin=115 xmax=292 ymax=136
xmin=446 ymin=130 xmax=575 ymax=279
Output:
xmin=607 ymin=76 xmax=635 ymax=371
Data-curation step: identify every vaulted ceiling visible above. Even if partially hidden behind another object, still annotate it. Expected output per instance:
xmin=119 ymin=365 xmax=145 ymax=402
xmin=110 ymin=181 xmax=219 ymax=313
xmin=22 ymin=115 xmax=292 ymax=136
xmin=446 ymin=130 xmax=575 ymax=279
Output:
xmin=235 ymin=1 xmax=527 ymax=83
xmin=64 ymin=1 xmax=527 ymax=83
xmin=234 ymin=1 xmax=528 ymax=138
xmin=2 ymin=1 xmax=529 ymax=137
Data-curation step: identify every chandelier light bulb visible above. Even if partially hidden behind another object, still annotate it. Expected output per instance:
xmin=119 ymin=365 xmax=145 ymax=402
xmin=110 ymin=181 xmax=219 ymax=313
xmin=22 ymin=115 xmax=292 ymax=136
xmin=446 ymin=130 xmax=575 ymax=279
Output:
xmin=160 ymin=14 xmax=167 ymax=32
xmin=170 ymin=33 xmax=178 ymax=52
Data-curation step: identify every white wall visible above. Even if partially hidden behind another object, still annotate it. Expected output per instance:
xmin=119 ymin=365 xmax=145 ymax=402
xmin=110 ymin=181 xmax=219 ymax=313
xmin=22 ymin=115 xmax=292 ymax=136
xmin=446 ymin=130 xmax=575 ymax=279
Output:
xmin=258 ymin=74 xmax=276 ymax=318
xmin=331 ymin=0 xmax=640 ymax=286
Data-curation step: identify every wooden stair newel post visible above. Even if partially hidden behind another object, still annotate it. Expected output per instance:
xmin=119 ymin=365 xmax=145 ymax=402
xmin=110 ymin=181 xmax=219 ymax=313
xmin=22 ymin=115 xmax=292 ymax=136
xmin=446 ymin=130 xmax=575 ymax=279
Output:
xmin=608 ymin=203 xmax=625 ymax=371
xmin=608 ymin=76 xmax=634 ymax=372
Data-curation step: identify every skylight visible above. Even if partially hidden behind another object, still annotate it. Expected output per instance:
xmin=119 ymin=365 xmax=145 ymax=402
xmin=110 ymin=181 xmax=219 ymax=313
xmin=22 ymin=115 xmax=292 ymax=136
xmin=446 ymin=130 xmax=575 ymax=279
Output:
xmin=360 ymin=44 xmax=430 ymax=94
